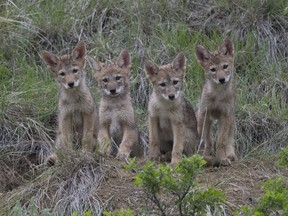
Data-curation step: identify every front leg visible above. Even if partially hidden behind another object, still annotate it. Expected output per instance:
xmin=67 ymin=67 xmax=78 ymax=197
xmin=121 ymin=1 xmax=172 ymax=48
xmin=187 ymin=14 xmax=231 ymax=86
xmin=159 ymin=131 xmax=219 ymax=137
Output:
xmin=226 ymin=118 xmax=237 ymax=162
xmin=117 ymin=124 xmax=138 ymax=159
xmin=82 ymin=110 xmax=97 ymax=152
xmin=171 ymin=122 xmax=185 ymax=166
xmin=217 ymin=116 xmax=233 ymax=166
xmin=59 ymin=114 xmax=73 ymax=149
xmin=97 ymin=123 xmax=111 ymax=156
xmin=45 ymin=114 xmax=73 ymax=166
xmin=148 ymin=116 xmax=160 ymax=160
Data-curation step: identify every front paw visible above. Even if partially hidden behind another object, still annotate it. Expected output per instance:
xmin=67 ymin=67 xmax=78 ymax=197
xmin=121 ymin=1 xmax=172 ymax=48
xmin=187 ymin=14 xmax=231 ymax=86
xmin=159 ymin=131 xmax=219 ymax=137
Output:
xmin=227 ymin=153 xmax=238 ymax=162
xmin=218 ymin=157 xmax=232 ymax=166
xmin=170 ymin=155 xmax=181 ymax=166
xmin=217 ymin=148 xmax=232 ymax=166
xmin=99 ymin=141 xmax=111 ymax=156
xmin=116 ymin=150 xmax=130 ymax=160
xmin=82 ymin=136 xmax=94 ymax=152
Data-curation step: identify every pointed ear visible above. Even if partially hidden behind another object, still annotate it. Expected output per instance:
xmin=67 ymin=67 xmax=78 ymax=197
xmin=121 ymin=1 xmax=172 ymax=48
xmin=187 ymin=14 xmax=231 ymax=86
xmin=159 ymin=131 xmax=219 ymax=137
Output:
xmin=144 ymin=60 xmax=159 ymax=77
xmin=172 ymin=52 xmax=186 ymax=71
xmin=195 ymin=45 xmax=210 ymax=65
xmin=72 ymin=41 xmax=86 ymax=60
xmin=117 ymin=49 xmax=131 ymax=68
xmin=220 ymin=38 xmax=234 ymax=56
xmin=41 ymin=51 xmax=59 ymax=69
xmin=87 ymin=56 xmax=102 ymax=75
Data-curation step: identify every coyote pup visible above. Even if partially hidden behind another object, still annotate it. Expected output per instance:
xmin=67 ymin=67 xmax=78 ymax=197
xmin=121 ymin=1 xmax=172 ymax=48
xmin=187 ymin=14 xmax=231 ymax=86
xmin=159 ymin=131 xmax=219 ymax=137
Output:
xmin=145 ymin=53 xmax=199 ymax=165
xmin=195 ymin=38 xmax=237 ymax=166
xmin=42 ymin=41 xmax=98 ymax=165
xmin=87 ymin=50 xmax=141 ymax=159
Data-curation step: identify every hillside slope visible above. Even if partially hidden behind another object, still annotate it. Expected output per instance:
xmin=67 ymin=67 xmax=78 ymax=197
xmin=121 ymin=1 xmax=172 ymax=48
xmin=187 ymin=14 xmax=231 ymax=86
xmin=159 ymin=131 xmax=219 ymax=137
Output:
xmin=0 ymin=0 xmax=288 ymax=215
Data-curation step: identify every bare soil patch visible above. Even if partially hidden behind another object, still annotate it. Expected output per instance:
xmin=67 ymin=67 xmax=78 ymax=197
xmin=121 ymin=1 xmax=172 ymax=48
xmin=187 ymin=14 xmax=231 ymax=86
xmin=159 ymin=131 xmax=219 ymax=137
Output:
xmin=96 ymin=158 xmax=288 ymax=214
xmin=0 ymin=155 xmax=287 ymax=215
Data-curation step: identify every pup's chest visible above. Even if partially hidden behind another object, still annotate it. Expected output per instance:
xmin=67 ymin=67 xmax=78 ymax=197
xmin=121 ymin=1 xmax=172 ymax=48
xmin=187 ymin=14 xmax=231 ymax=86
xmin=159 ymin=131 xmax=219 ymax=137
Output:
xmin=60 ymin=92 xmax=94 ymax=113
xmin=150 ymin=101 xmax=184 ymax=123
xmin=203 ymin=93 xmax=234 ymax=118
xmin=99 ymin=101 xmax=133 ymax=122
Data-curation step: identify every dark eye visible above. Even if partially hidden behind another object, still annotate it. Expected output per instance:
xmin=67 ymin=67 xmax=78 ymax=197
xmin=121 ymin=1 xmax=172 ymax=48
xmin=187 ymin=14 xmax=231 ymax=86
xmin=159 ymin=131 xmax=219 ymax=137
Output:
xmin=173 ymin=80 xmax=178 ymax=85
xmin=72 ymin=68 xmax=78 ymax=73
xmin=210 ymin=68 xmax=216 ymax=72
xmin=102 ymin=78 xmax=108 ymax=83
xmin=160 ymin=83 xmax=166 ymax=87
xmin=116 ymin=76 xmax=121 ymax=81
xmin=59 ymin=72 xmax=65 ymax=76
xmin=223 ymin=64 xmax=228 ymax=69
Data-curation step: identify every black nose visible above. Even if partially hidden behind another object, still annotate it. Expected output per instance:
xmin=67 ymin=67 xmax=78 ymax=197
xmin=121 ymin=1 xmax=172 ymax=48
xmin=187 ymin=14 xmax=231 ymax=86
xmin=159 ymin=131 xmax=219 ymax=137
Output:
xmin=219 ymin=78 xmax=225 ymax=84
xmin=68 ymin=82 xmax=74 ymax=87
xmin=168 ymin=94 xmax=175 ymax=100
xmin=110 ymin=89 xmax=116 ymax=94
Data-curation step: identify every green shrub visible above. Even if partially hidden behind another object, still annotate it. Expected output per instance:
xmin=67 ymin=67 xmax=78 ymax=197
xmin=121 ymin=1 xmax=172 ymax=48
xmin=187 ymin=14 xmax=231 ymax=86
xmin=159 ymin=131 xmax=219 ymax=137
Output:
xmin=134 ymin=155 xmax=225 ymax=216
xmin=237 ymin=177 xmax=288 ymax=216
xmin=277 ymin=146 xmax=288 ymax=167
xmin=237 ymin=147 xmax=288 ymax=215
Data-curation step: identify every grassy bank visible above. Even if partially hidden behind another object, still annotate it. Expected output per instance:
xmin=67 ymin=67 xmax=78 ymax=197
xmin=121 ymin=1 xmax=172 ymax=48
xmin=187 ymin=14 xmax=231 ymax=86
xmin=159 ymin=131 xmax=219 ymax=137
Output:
xmin=0 ymin=0 xmax=288 ymax=215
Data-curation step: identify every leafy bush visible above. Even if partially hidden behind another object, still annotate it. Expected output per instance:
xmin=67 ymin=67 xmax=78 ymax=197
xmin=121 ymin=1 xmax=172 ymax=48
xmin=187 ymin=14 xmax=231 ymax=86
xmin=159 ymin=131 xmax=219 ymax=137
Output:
xmin=277 ymin=146 xmax=288 ymax=167
xmin=134 ymin=155 xmax=225 ymax=215
xmin=237 ymin=147 xmax=288 ymax=215
xmin=237 ymin=177 xmax=288 ymax=216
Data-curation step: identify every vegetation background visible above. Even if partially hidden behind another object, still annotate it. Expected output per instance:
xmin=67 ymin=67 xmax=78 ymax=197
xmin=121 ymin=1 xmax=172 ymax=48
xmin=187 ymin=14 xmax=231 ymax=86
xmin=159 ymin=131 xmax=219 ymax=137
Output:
xmin=0 ymin=0 xmax=288 ymax=215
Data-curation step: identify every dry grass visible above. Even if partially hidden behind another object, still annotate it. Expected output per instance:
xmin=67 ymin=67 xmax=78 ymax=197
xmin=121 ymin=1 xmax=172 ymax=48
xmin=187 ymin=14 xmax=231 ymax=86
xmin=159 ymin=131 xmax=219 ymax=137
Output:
xmin=0 ymin=148 xmax=104 ymax=215
xmin=1 ymin=154 xmax=286 ymax=215
xmin=1 ymin=0 xmax=288 ymax=215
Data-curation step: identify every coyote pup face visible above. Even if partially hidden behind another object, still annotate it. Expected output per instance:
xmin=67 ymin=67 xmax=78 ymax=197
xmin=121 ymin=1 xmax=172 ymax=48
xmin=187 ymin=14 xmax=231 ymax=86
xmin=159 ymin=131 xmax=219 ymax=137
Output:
xmin=42 ymin=41 xmax=86 ymax=89
xmin=88 ymin=50 xmax=130 ymax=97
xmin=196 ymin=38 xmax=234 ymax=85
xmin=145 ymin=53 xmax=185 ymax=101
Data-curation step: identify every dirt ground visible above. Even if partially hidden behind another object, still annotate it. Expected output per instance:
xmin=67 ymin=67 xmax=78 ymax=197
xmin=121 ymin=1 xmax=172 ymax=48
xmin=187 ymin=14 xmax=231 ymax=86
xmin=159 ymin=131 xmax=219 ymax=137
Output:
xmin=96 ymin=158 xmax=288 ymax=215
xmin=0 ymin=155 xmax=287 ymax=215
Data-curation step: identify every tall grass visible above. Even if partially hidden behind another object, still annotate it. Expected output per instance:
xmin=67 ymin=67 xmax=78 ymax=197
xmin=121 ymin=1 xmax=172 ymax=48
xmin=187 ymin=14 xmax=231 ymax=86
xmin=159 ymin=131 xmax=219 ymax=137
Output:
xmin=0 ymin=0 xmax=288 ymax=214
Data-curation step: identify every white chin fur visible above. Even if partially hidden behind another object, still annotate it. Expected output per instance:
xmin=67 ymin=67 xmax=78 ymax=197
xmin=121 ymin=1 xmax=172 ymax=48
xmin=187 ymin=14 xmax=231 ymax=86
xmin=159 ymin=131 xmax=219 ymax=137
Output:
xmin=104 ymin=89 xmax=111 ymax=95
xmin=162 ymin=95 xmax=170 ymax=100
xmin=213 ymin=75 xmax=230 ymax=84
xmin=162 ymin=91 xmax=180 ymax=100
xmin=175 ymin=91 xmax=180 ymax=99
xmin=64 ymin=79 xmax=80 ymax=89
xmin=226 ymin=75 xmax=231 ymax=82
xmin=117 ymin=86 xmax=124 ymax=94
xmin=74 ymin=79 xmax=80 ymax=87
xmin=104 ymin=86 xmax=123 ymax=96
